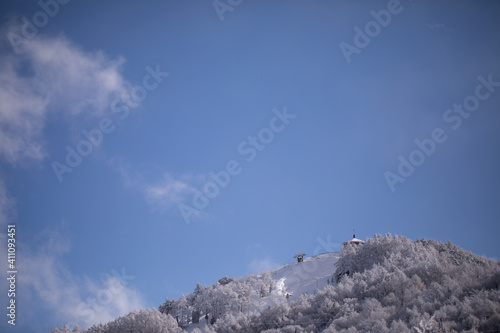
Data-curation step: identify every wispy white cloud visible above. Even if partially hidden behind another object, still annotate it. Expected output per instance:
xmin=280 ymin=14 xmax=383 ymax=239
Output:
xmin=427 ymin=23 xmax=445 ymax=29
xmin=246 ymin=243 xmax=282 ymax=274
xmin=109 ymin=157 xmax=205 ymax=213
xmin=19 ymin=225 xmax=145 ymax=329
xmin=143 ymin=172 xmax=215 ymax=224
xmin=0 ymin=175 xmax=144 ymax=330
xmin=75 ymin=274 xmax=145 ymax=328
xmin=426 ymin=23 xmax=453 ymax=32
xmin=0 ymin=177 xmax=15 ymax=229
xmin=0 ymin=32 xmax=131 ymax=164
xmin=248 ymin=257 xmax=281 ymax=274
xmin=145 ymin=173 xmax=197 ymax=208
xmin=0 ymin=32 xmax=138 ymax=328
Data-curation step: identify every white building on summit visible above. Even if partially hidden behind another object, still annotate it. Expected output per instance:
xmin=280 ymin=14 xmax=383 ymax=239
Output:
xmin=342 ymin=230 xmax=365 ymax=246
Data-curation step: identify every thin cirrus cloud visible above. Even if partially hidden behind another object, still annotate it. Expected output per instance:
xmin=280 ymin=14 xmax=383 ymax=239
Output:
xmin=248 ymin=257 xmax=281 ymax=274
xmin=110 ymin=157 xmax=203 ymax=218
xmin=144 ymin=173 xmax=197 ymax=209
xmin=109 ymin=156 xmax=200 ymax=211
xmin=0 ymin=31 xmax=131 ymax=165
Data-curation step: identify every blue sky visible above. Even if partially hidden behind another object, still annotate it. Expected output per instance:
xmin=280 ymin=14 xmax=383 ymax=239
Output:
xmin=0 ymin=0 xmax=499 ymax=331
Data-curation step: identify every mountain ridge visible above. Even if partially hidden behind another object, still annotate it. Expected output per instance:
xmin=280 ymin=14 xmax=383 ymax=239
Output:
xmin=52 ymin=234 xmax=500 ymax=333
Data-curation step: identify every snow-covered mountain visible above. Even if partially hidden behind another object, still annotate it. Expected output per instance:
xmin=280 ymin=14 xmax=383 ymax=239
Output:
xmin=271 ymin=252 xmax=340 ymax=301
xmin=52 ymin=234 xmax=500 ymax=333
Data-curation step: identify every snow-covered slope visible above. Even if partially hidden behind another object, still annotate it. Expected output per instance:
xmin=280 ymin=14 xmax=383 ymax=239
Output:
xmin=183 ymin=252 xmax=341 ymax=332
xmin=271 ymin=252 xmax=340 ymax=300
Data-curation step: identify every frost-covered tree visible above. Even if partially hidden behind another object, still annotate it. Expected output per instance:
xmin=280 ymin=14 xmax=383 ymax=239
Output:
xmin=52 ymin=326 xmax=72 ymax=333
xmin=159 ymin=298 xmax=176 ymax=316
xmin=106 ymin=308 xmax=180 ymax=333
xmin=190 ymin=282 xmax=204 ymax=323
xmin=71 ymin=324 xmax=85 ymax=333
xmin=217 ymin=276 xmax=235 ymax=286
xmin=86 ymin=323 xmax=108 ymax=333
xmin=237 ymin=282 xmax=252 ymax=312
xmin=176 ymin=294 xmax=190 ymax=327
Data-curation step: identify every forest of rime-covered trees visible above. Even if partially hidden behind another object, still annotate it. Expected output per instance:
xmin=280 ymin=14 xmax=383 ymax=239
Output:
xmin=52 ymin=234 xmax=500 ymax=333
